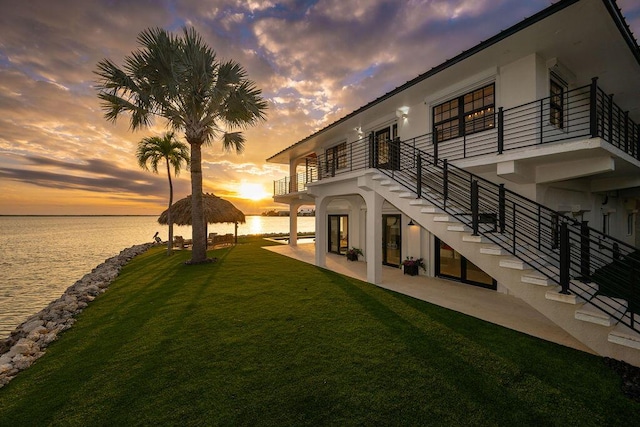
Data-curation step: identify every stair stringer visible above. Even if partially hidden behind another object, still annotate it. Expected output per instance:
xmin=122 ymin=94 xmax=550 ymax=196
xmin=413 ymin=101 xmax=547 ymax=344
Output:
xmin=369 ymin=175 xmax=640 ymax=367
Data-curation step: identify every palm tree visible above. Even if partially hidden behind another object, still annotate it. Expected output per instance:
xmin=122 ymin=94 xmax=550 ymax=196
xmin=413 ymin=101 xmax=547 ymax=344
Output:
xmin=137 ymin=131 xmax=190 ymax=256
xmin=95 ymin=27 xmax=267 ymax=263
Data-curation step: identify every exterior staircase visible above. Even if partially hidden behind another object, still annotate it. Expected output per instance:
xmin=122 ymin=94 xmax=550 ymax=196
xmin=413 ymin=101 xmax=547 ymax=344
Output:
xmin=367 ymin=167 xmax=640 ymax=366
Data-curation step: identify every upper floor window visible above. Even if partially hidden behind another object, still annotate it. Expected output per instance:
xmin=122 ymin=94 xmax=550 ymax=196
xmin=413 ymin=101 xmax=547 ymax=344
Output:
xmin=325 ymin=141 xmax=347 ymax=176
xmin=433 ymin=83 xmax=495 ymax=142
xmin=550 ymin=79 xmax=564 ymax=129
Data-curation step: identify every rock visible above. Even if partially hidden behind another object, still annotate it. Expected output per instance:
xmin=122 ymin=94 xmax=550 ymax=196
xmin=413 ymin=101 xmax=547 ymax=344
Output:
xmin=27 ymin=326 xmax=47 ymax=341
xmin=21 ymin=319 xmax=44 ymax=334
xmin=40 ymin=332 xmax=58 ymax=345
xmin=13 ymin=354 xmax=35 ymax=370
xmin=86 ymin=284 xmax=101 ymax=296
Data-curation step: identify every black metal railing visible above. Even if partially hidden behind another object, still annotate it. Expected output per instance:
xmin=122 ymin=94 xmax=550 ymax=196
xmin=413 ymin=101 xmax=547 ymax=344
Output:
xmin=275 ymin=78 xmax=640 ymax=197
xmin=273 ymin=168 xmax=318 ymax=196
xmin=593 ymin=79 xmax=640 ymax=159
xmin=379 ymin=138 xmax=639 ymax=333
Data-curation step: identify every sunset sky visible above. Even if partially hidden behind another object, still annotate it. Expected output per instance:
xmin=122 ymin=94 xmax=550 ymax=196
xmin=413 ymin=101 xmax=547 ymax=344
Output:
xmin=1 ymin=0 xmax=639 ymax=215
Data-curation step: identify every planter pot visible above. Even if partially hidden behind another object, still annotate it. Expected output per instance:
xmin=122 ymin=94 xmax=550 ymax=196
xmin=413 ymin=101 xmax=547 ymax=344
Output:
xmin=346 ymin=253 xmax=359 ymax=261
xmin=403 ymin=265 xmax=419 ymax=276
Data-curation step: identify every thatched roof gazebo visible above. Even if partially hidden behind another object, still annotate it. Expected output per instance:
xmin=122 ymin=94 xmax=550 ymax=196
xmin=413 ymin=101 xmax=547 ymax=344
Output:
xmin=158 ymin=193 xmax=245 ymax=245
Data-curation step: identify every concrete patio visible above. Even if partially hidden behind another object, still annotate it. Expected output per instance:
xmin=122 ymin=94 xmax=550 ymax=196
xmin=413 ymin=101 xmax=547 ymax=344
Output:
xmin=264 ymin=241 xmax=593 ymax=354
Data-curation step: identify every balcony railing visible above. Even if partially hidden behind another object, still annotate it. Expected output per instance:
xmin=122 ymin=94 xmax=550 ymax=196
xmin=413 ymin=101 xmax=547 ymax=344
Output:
xmin=273 ymin=169 xmax=319 ymax=196
xmin=274 ymin=77 xmax=640 ymax=196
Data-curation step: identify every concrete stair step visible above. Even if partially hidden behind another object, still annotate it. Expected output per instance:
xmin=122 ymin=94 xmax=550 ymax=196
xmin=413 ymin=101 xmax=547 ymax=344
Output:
xmin=546 ymin=287 xmax=579 ymax=304
xmin=522 ymin=272 xmax=553 ymax=286
xmin=545 ymin=281 xmax=598 ymax=305
xmin=389 ymin=186 xmax=404 ymax=192
xmin=462 ymin=234 xmax=490 ymax=244
xmin=480 ymin=246 xmax=506 ymax=256
xmin=371 ymin=174 xmax=385 ymax=181
xmin=433 ymin=215 xmax=454 ymax=223
xmin=380 ymin=179 xmax=392 ymax=186
xmin=399 ymin=192 xmax=415 ymax=199
xmin=608 ymin=323 xmax=640 ymax=350
xmin=447 ymin=224 xmax=468 ymax=232
xmin=409 ymin=199 xmax=428 ymax=206
xmin=421 ymin=206 xmax=443 ymax=214
xmin=499 ymin=257 xmax=528 ymax=270
xmin=575 ymin=296 xmax=628 ymax=327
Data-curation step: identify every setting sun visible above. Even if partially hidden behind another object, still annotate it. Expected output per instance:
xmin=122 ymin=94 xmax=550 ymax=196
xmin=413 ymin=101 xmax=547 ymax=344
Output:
xmin=238 ymin=182 xmax=270 ymax=201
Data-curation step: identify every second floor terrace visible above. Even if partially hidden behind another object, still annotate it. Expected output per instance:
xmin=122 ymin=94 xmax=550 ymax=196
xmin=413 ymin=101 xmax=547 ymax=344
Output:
xmin=274 ymin=78 xmax=640 ymax=197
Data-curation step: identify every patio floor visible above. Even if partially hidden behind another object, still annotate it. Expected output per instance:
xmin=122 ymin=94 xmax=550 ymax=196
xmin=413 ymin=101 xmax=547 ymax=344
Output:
xmin=264 ymin=242 xmax=594 ymax=354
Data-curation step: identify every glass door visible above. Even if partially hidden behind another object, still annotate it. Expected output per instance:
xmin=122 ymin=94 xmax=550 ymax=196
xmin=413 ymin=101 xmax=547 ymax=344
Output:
xmin=383 ymin=214 xmax=401 ymax=267
xmin=328 ymin=215 xmax=348 ymax=255
xmin=435 ymin=237 xmax=496 ymax=289
xmin=374 ymin=124 xmax=399 ymax=170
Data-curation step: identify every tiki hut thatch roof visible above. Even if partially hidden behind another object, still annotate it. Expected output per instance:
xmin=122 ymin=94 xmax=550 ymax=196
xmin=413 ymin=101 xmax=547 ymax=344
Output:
xmin=158 ymin=193 xmax=246 ymax=226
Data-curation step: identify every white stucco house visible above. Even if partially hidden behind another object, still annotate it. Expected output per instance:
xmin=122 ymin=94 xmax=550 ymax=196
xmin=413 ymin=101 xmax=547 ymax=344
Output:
xmin=267 ymin=0 xmax=640 ymax=365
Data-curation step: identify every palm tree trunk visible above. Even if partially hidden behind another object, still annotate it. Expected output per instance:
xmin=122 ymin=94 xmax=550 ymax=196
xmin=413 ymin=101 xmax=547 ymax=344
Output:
xmin=190 ymin=143 xmax=207 ymax=262
xmin=166 ymin=160 xmax=174 ymax=256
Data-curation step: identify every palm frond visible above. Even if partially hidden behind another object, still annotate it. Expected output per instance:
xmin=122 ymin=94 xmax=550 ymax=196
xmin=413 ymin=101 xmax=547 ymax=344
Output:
xmin=222 ymin=131 xmax=246 ymax=154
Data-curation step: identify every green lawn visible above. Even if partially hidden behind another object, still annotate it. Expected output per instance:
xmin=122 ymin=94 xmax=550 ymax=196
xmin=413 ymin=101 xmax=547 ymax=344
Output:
xmin=0 ymin=237 xmax=637 ymax=426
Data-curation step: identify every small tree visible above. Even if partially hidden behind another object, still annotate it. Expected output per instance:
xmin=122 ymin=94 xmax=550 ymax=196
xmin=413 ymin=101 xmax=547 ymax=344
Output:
xmin=137 ymin=131 xmax=190 ymax=255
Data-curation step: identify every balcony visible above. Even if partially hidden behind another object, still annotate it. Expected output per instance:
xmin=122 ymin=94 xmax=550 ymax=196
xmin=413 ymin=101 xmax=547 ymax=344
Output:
xmin=274 ymin=77 xmax=640 ymax=196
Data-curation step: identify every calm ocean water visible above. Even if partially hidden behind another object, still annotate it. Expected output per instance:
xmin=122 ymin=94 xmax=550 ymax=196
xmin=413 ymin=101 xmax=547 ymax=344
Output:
xmin=0 ymin=215 xmax=314 ymax=338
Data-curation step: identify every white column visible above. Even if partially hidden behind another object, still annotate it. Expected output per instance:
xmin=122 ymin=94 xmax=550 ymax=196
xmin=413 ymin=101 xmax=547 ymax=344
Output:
xmin=315 ymin=196 xmax=327 ymax=268
xmin=289 ymin=201 xmax=300 ymax=246
xmin=364 ymin=191 xmax=383 ymax=284
xmin=347 ymin=198 xmax=362 ymax=250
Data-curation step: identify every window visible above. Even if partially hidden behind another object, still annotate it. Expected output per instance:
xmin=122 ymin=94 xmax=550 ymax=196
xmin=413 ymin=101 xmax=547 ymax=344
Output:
xmin=325 ymin=142 xmax=347 ymax=176
xmin=550 ymin=79 xmax=564 ymax=128
xmin=433 ymin=83 xmax=495 ymax=142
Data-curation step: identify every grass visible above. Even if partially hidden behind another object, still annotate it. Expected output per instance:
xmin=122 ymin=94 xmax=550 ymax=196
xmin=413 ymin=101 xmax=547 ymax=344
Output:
xmin=0 ymin=236 xmax=638 ymax=426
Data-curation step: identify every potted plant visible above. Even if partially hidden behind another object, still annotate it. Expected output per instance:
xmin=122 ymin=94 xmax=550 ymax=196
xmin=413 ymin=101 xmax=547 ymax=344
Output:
xmin=346 ymin=247 xmax=363 ymax=261
xmin=402 ymin=257 xmax=426 ymax=276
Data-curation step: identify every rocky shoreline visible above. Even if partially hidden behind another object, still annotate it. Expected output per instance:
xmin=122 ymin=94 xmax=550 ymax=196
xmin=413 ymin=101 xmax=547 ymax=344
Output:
xmin=0 ymin=243 xmax=153 ymax=388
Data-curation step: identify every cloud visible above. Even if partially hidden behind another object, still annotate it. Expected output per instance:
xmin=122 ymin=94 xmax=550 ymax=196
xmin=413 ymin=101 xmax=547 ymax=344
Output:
xmin=0 ymin=154 xmax=191 ymax=200
xmin=0 ymin=0 xmax=637 ymax=214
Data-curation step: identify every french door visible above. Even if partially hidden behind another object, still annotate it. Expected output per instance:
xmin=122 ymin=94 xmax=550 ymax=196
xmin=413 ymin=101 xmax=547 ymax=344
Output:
xmin=328 ymin=215 xmax=348 ymax=255
xmin=383 ymin=214 xmax=401 ymax=267
xmin=371 ymin=124 xmax=399 ymax=170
